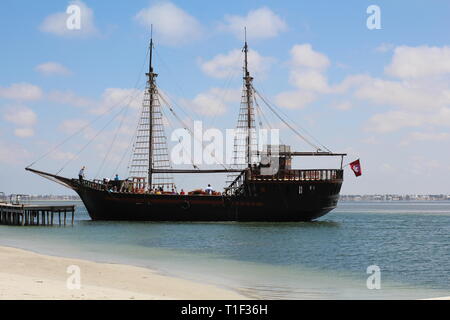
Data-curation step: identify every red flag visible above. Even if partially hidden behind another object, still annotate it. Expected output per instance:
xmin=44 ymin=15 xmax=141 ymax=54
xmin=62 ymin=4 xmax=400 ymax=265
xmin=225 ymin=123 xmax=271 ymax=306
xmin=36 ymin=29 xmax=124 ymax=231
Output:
xmin=350 ymin=159 xmax=362 ymax=177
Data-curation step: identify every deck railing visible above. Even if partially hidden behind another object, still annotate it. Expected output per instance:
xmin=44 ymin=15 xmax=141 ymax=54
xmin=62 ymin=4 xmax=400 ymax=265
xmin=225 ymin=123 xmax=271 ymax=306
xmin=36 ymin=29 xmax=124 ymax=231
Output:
xmin=224 ymin=169 xmax=343 ymax=196
xmin=77 ymin=179 xmax=106 ymax=191
xmin=251 ymin=169 xmax=343 ymax=182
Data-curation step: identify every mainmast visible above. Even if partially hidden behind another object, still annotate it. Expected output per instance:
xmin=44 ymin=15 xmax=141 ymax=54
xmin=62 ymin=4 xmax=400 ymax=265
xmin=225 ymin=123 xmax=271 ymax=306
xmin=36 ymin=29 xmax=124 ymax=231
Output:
xmin=146 ymin=28 xmax=157 ymax=189
xmin=243 ymin=28 xmax=254 ymax=168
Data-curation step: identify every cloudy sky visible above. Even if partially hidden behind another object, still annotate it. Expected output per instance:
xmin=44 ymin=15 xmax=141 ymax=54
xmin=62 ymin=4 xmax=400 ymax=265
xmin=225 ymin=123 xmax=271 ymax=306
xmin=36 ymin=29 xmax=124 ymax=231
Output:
xmin=1 ymin=0 xmax=450 ymax=195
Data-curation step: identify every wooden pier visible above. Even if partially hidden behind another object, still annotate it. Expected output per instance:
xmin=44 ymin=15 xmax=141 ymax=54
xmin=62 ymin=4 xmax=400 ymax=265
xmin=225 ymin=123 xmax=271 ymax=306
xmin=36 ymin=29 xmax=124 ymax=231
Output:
xmin=0 ymin=204 xmax=75 ymax=226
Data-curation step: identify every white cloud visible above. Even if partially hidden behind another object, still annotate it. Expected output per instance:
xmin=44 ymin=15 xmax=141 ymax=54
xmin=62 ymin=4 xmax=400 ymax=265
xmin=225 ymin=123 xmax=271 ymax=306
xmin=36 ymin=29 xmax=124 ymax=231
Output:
xmin=290 ymin=44 xmax=330 ymax=70
xmin=274 ymin=44 xmax=330 ymax=109
xmin=361 ymin=136 xmax=380 ymax=145
xmin=47 ymin=88 xmax=143 ymax=114
xmin=409 ymin=155 xmax=443 ymax=177
xmin=330 ymin=74 xmax=372 ymax=94
xmin=14 ymin=128 xmax=34 ymax=138
xmin=333 ymin=101 xmax=352 ymax=111
xmin=200 ymin=49 xmax=274 ymax=79
xmin=180 ymin=88 xmax=240 ymax=116
xmin=290 ymin=69 xmax=329 ymax=93
xmin=275 ymin=90 xmax=316 ymax=110
xmin=401 ymin=131 xmax=450 ymax=145
xmin=376 ymin=43 xmax=395 ymax=53
xmin=50 ymin=150 xmax=76 ymax=161
xmin=188 ymin=94 xmax=226 ymax=116
xmin=4 ymin=107 xmax=37 ymax=126
xmin=220 ymin=7 xmax=287 ymax=40
xmin=134 ymin=2 xmax=202 ymax=46
xmin=35 ymin=62 xmax=72 ymax=76
xmin=3 ymin=106 xmax=37 ymax=138
xmin=366 ymin=111 xmax=424 ymax=133
xmin=208 ymin=87 xmax=241 ymax=103
xmin=0 ymin=83 xmax=43 ymax=101
xmin=59 ymin=119 xmax=89 ymax=134
xmin=327 ymin=46 xmax=450 ymax=120
xmin=47 ymin=90 xmax=96 ymax=108
xmin=0 ymin=139 xmax=31 ymax=165
xmin=385 ymin=45 xmax=450 ymax=79
xmin=95 ymin=88 xmax=144 ymax=115
xmin=275 ymin=45 xmax=450 ymax=117
xmin=354 ymin=78 xmax=450 ymax=111
xmin=40 ymin=1 xmax=98 ymax=37
xmin=58 ymin=119 xmax=95 ymax=140
xmin=380 ymin=163 xmax=396 ymax=173
xmin=409 ymin=131 xmax=450 ymax=141
xmin=366 ymin=107 xmax=450 ymax=133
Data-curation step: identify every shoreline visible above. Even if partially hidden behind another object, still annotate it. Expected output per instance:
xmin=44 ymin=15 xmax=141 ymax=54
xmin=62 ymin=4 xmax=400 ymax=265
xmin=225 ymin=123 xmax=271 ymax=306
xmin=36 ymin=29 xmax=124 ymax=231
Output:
xmin=0 ymin=245 xmax=248 ymax=300
xmin=0 ymin=245 xmax=448 ymax=300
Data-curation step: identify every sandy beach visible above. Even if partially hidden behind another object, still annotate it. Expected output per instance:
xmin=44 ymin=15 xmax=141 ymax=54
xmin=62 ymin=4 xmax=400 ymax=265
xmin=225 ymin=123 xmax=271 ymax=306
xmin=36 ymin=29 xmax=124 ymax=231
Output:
xmin=0 ymin=246 xmax=247 ymax=300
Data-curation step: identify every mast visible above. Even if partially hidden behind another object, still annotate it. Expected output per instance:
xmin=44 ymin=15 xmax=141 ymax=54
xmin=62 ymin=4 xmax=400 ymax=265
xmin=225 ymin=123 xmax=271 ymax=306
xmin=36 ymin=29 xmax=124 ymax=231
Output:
xmin=130 ymin=27 xmax=174 ymax=191
xmin=243 ymin=28 xmax=254 ymax=168
xmin=147 ymin=26 xmax=156 ymax=189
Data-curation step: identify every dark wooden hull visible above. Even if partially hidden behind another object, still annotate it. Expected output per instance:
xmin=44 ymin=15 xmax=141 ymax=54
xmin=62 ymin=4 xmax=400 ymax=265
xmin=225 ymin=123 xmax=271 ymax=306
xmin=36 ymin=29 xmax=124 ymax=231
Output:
xmin=74 ymin=180 xmax=342 ymax=222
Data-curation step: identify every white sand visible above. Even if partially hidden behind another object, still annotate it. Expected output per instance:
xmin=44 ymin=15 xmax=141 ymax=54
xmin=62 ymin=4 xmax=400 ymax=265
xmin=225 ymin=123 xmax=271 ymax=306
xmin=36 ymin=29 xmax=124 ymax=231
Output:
xmin=0 ymin=246 xmax=247 ymax=300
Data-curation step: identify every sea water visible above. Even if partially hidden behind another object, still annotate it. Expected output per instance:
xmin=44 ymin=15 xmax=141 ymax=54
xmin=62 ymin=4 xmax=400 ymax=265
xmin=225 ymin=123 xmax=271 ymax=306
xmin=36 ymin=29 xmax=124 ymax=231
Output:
xmin=0 ymin=200 xmax=448 ymax=299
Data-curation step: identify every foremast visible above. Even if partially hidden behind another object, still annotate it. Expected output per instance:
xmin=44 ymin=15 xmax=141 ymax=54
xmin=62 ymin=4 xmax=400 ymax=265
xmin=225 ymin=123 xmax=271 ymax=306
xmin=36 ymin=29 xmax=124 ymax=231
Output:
xmin=129 ymin=31 xmax=175 ymax=191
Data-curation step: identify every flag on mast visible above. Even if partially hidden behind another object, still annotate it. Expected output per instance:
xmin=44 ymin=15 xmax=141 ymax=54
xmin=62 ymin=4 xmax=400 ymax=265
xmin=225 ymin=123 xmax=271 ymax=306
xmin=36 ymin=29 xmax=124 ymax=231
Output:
xmin=350 ymin=159 xmax=362 ymax=177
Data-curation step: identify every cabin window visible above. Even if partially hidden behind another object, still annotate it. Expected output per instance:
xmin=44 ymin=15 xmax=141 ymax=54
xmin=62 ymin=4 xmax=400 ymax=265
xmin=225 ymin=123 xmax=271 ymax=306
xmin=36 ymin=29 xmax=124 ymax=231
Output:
xmin=298 ymin=186 xmax=303 ymax=194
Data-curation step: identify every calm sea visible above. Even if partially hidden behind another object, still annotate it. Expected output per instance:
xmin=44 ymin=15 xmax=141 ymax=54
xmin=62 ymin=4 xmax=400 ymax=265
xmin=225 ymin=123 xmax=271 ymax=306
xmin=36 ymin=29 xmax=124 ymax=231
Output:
xmin=0 ymin=200 xmax=449 ymax=299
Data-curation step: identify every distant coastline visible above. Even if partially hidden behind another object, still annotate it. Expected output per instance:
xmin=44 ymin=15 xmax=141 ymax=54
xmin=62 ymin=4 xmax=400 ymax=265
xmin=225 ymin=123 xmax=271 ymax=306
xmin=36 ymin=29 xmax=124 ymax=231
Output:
xmin=1 ymin=193 xmax=450 ymax=202
xmin=0 ymin=194 xmax=80 ymax=202
xmin=340 ymin=194 xmax=450 ymax=202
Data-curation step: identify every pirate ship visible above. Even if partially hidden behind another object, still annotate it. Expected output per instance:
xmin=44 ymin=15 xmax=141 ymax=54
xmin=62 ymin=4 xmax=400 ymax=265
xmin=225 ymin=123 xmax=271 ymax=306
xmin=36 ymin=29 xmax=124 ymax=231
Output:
xmin=26 ymin=34 xmax=346 ymax=222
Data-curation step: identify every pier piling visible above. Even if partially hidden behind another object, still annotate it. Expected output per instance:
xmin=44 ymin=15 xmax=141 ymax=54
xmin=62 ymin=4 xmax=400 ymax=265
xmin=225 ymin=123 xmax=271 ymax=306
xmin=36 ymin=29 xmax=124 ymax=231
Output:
xmin=0 ymin=204 xmax=75 ymax=227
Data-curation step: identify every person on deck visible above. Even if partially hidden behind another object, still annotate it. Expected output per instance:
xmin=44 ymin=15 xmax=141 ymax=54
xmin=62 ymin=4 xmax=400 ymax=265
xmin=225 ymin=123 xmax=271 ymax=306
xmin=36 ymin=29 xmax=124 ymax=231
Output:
xmin=205 ymin=184 xmax=213 ymax=195
xmin=114 ymin=174 xmax=119 ymax=181
xmin=180 ymin=189 xmax=185 ymax=195
xmin=78 ymin=166 xmax=85 ymax=182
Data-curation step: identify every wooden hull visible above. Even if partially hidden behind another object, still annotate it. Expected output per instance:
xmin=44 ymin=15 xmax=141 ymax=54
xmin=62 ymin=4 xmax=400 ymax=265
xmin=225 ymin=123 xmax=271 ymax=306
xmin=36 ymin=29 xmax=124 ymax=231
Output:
xmin=75 ymin=180 xmax=342 ymax=222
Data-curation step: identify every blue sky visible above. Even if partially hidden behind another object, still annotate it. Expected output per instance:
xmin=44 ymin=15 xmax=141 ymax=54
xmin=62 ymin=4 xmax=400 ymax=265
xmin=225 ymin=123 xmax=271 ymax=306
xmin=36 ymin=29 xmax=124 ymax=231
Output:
xmin=1 ymin=0 xmax=450 ymax=195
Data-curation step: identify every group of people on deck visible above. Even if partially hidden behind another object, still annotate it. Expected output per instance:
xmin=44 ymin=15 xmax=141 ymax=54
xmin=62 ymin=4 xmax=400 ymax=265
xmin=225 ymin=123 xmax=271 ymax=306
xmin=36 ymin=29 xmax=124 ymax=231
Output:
xmin=148 ymin=184 xmax=215 ymax=195
xmin=78 ymin=167 xmax=216 ymax=195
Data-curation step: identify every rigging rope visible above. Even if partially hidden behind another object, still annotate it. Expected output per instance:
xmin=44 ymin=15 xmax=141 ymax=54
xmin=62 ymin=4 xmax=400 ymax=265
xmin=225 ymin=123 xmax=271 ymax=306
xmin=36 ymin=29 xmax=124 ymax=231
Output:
xmin=158 ymin=89 xmax=230 ymax=170
xmin=253 ymin=86 xmax=331 ymax=152
xmin=27 ymin=47 xmax=151 ymax=170
xmin=160 ymin=107 xmax=198 ymax=170
xmin=55 ymin=102 xmax=136 ymax=176
xmin=154 ymin=48 xmax=204 ymax=121
xmin=253 ymin=93 xmax=286 ymax=146
xmin=94 ymin=89 xmax=141 ymax=179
